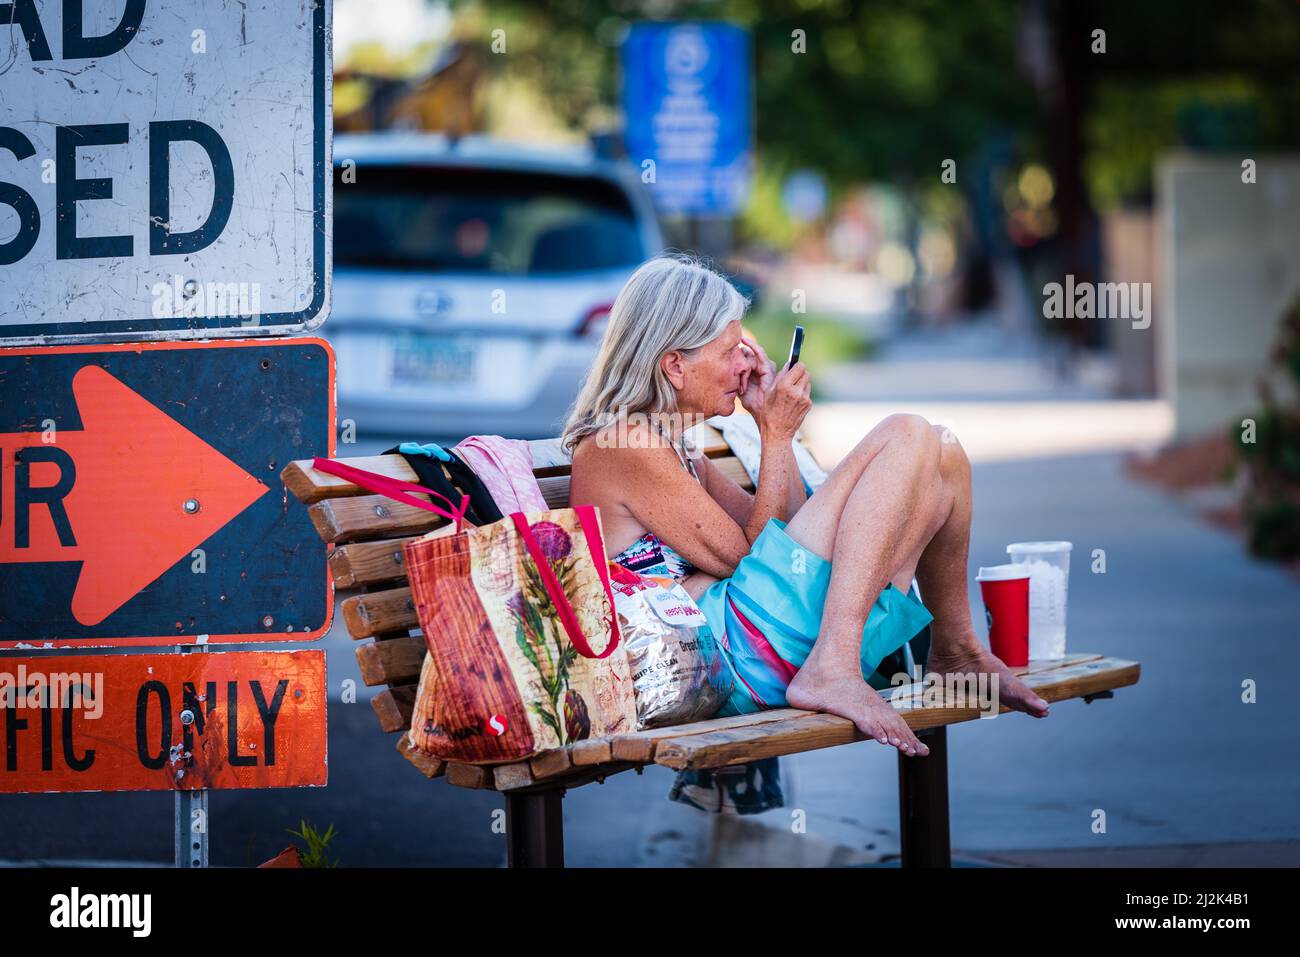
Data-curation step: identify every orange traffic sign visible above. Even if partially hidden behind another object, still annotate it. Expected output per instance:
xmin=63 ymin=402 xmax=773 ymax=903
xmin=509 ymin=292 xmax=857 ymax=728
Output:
xmin=0 ymin=650 xmax=327 ymax=793
xmin=1 ymin=364 xmax=269 ymax=626
xmin=0 ymin=338 xmax=334 ymax=647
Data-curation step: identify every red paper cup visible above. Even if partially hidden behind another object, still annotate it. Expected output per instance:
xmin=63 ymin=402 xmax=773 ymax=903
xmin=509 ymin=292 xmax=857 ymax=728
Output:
xmin=977 ymin=564 xmax=1030 ymax=667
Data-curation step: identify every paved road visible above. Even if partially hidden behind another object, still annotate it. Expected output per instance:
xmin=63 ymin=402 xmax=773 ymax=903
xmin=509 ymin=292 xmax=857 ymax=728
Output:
xmin=4 ymin=442 xmax=1296 ymax=866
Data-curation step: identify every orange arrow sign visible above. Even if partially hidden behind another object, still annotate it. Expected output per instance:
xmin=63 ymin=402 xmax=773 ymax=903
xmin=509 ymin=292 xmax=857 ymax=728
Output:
xmin=0 ymin=365 xmax=269 ymax=626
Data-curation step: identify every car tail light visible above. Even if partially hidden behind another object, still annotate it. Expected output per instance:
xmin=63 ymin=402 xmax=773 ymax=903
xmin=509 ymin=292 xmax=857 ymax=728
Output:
xmin=575 ymin=303 xmax=613 ymax=339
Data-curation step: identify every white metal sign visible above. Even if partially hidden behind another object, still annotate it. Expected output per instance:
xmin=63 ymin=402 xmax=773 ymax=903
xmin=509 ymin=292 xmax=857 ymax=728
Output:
xmin=0 ymin=0 xmax=332 ymax=344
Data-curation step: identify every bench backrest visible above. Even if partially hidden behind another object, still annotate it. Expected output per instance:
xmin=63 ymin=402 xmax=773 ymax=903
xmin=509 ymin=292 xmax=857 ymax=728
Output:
xmin=280 ymin=426 xmax=757 ymax=741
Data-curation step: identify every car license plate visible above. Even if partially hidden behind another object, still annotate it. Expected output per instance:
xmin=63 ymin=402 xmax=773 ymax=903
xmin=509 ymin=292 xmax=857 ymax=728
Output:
xmin=390 ymin=334 xmax=476 ymax=385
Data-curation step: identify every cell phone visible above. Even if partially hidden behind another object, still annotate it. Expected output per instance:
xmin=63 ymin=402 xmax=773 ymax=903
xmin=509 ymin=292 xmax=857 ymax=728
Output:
xmin=786 ymin=325 xmax=805 ymax=370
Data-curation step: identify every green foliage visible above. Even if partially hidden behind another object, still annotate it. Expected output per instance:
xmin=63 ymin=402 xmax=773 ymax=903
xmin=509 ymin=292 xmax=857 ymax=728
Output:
xmin=1238 ymin=293 xmax=1300 ymax=560
xmin=455 ymin=0 xmax=1037 ymax=189
xmin=1244 ymin=499 xmax=1300 ymax=560
xmin=736 ymin=161 xmax=800 ymax=248
xmin=1085 ymin=77 xmax=1290 ymax=211
xmin=424 ymin=0 xmax=1300 ymax=239
xmin=741 ymin=0 xmax=1035 ymax=185
xmin=1236 ymin=407 xmax=1300 ymax=485
xmin=287 ymin=820 xmax=340 ymax=868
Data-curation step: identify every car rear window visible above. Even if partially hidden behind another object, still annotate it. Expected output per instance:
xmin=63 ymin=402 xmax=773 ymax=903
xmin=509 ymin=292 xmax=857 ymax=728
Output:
xmin=333 ymin=164 xmax=646 ymax=274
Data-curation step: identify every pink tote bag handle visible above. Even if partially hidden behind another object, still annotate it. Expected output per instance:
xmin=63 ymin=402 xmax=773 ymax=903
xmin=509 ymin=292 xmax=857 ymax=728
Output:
xmin=511 ymin=504 xmax=620 ymax=660
xmin=311 ymin=457 xmax=470 ymax=531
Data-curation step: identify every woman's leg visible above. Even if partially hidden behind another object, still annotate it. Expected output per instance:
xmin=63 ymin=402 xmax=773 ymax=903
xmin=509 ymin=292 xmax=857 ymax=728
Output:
xmin=914 ymin=427 xmax=1051 ymax=718
xmin=832 ymin=421 xmax=1055 ymax=722
xmin=782 ymin=414 xmax=953 ymax=756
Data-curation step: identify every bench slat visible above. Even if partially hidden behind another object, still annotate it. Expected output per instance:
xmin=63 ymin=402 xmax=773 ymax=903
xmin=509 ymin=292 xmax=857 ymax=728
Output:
xmin=282 ymin=454 xmax=425 ymax=504
xmin=355 ymin=636 xmax=424 ymax=687
xmin=381 ymin=652 xmax=1118 ymax=758
xmin=651 ymin=656 xmax=1141 ymax=770
xmin=537 ymin=474 xmax=577 ymax=510
xmin=493 ymin=762 xmax=536 ymax=791
xmin=1018 ymin=655 xmax=1140 ymax=698
xmin=883 ymin=652 xmax=1103 ymax=698
xmin=396 ymin=734 xmax=444 ymax=779
xmin=529 ymin=747 xmax=573 ymax=780
xmin=610 ymin=707 xmax=811 ymax=763
xmin=712 ymin=456 xmax=755 ymax=492
xmin=372 ymin=685 xmax=417 ymax=732
xmin=309 ymin=494 xmax=448 ymax=544
xmin=569 ymin=738 xmax=614 ymax=766
xmin=654 ymin=712 xmax=860 ymax=771
xmin=445 ymin=763 xmax=496 ymax=789
xmin=342 ymin=588 xmax=419 ymax=639
xmin=330 ymin=536 xmax=422 ymax=588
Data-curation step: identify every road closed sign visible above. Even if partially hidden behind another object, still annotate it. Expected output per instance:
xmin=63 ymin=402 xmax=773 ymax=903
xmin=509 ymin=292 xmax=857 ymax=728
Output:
xmin=0 ymin=650 xmax=327 ymax=793
xmin=0 ymin=337 xmax=335 ymax=648
xmin=0 ymin=0 xmax=332 ymax=343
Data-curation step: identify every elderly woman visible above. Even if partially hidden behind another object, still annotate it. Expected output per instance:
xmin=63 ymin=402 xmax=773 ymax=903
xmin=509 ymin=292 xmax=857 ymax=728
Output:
xmin=564 ymin=255 xmax=1048 ymax=765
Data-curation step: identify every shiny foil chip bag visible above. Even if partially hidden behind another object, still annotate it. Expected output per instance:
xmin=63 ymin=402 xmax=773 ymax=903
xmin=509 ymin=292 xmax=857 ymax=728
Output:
xmin=608 ymin=562 xmax=734 ymax=729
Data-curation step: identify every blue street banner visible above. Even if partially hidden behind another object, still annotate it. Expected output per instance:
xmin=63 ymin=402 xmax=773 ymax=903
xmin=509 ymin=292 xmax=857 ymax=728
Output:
xmin=622 ymin=22 xmax=753 ymax=216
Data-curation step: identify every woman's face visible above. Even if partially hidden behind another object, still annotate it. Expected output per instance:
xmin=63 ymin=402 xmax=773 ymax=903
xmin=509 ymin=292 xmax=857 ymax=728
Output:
xmin=663 ymin=319 xmax=752 ymax=418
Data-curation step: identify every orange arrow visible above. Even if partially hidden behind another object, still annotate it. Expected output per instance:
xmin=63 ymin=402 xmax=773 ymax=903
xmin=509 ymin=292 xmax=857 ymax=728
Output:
xmin=0 ymin=365 xmax=270 ymax=626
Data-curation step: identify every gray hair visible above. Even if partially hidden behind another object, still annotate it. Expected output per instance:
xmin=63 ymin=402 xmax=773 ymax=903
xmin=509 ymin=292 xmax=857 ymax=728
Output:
xmin=560 ymin=254 xmax=748 ymax=457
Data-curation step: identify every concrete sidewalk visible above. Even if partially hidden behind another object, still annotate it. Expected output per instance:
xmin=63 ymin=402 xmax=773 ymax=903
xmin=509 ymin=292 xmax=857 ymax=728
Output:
xmin=649 ymin=449 xmax=1300 ymax=866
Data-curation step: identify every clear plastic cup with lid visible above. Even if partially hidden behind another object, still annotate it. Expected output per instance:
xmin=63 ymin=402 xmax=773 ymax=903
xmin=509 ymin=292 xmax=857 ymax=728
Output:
xmin=1005 ymin=542 xmax=1072 ymax=659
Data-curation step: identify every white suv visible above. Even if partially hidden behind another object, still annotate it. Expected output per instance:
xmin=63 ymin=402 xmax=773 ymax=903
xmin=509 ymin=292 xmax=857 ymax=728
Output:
xmin=329 ymin=132 xmax=663 ymax=439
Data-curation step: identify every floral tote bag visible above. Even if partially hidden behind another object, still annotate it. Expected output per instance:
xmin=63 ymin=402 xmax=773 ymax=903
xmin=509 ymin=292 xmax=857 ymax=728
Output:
xmin=312 ymin=458 xmax=637 ymax=763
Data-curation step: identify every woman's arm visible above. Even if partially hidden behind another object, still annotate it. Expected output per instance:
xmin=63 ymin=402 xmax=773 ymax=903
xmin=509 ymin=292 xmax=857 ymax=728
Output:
xmin=736 ymin=426 xmax=808 ymax=543
xmin=698 ymin=430 xmax=809 ymax=530
xmin=761 ymin=432 xmax=809 ymax=525
xmin=784 ymin=437 xmax=810 ymax=518
xmin=696 ymin=453 xmax=753 ymax=526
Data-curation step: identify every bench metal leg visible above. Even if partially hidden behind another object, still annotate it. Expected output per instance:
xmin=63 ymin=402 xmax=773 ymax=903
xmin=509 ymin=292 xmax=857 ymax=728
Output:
xmin=505 ymin=788 xmax=565 ymax=867
xmin=897 ymin=726 xmax=951 ymax=868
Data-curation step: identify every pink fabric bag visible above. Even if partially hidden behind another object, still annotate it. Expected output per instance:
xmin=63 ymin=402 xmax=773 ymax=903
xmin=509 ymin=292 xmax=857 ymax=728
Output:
xmin=452 ymin=435 xmax=548 ymax=514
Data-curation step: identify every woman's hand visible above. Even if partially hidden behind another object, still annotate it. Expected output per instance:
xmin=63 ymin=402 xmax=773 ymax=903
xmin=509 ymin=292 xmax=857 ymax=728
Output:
xmin=736 ymin=334 xmax=774 ymax=405
xmin=737 ymin=334 xmax=811 ymax=441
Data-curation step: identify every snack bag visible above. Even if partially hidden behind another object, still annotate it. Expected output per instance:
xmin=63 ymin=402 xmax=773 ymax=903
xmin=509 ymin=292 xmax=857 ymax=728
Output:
xmin=609 ymin=563 xmax=734 ymax=729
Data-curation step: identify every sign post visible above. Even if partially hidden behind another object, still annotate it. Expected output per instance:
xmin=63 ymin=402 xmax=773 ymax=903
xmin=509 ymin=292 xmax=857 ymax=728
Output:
xmin=177 ymin=784 xmax=209 ymax=869
xmin=174 ymin=642 xmax=209 ymax=869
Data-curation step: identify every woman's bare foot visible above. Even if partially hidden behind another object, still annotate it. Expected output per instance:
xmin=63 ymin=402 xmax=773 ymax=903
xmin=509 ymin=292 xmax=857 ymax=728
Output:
xmin=786 ymin=665 xmax=930 ymax=757
xmin=925 ymin=640 xmax=1050 ymax=717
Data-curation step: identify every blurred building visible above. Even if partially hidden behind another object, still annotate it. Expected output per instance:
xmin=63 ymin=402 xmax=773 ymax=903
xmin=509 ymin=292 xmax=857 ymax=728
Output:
xmin=1156 ymin=155 xmax=1300 ymax=439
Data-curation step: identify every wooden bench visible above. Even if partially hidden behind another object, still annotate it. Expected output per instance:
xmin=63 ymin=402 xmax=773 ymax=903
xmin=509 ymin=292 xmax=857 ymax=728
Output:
xmin=281 ymin=427 xmax=1141 ymax=868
